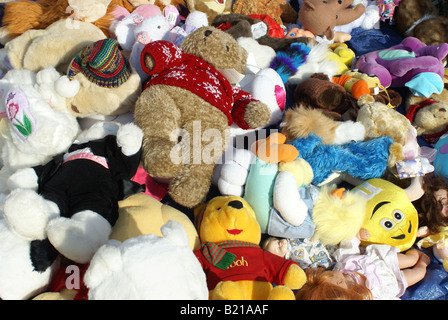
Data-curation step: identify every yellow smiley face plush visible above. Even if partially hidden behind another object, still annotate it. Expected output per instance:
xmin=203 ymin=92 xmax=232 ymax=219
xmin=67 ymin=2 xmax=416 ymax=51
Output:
xmin=193 ymin=196 xmax=306 ymax=300
xmin=352 ymin=178 xmax=418 ymax=251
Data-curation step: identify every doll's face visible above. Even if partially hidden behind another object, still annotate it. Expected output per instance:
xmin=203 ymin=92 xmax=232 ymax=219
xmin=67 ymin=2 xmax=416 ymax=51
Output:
xmin=435 ymin=189 xmax=448 ymax=217
xmin=265 ymin=238 xmax=288 ymax=257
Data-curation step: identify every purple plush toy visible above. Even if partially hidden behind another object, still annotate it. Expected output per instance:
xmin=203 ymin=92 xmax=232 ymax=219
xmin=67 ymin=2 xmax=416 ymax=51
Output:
xmin=356 ymin=37 xmax=448 ymax=97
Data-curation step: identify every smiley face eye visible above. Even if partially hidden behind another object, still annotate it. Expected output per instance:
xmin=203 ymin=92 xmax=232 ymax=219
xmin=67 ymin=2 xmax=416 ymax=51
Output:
xmin=393 ymin=210 xmax=403 ymax=223
xmin=380 ymin=218 xmax=395 ymax=230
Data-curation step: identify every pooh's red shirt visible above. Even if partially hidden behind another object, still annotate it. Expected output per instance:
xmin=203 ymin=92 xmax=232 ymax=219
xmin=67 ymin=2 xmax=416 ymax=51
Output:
xmin=140 ymin=40 xmax=258 ymax=129
xmin=194 ymin=245 xmax=297 ymax=290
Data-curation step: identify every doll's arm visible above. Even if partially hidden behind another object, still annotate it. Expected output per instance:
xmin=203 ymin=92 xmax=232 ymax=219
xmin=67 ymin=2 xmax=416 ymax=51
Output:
xmin=273 ymin=171 xmax=308 ymax=226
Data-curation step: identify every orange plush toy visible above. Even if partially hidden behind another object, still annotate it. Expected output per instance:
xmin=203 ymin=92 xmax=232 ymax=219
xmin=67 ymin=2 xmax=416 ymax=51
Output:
xmin=193 ymin=195 xmax=306 ymax=300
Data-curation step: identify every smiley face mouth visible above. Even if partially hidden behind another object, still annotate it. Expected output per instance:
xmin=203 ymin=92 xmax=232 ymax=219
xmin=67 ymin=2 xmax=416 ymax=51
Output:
xmin=391 ymin=221 xmax=413 ymax=240
xmin=227 ymin=229 xmax=242 ymax=235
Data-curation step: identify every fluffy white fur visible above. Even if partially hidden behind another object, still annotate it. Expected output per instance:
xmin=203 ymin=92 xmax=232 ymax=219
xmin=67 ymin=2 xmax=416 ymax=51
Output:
xmin=0 ymin=68 xmax=80 ymax=194
xmin=0 ymin=217 xmax=60 ymax=300
xmin=288 ymin=41 xmax=341 ymax=85
xmin=46 ymin=210 xmax=112 ymax=264
xmin=116 ymin=122 xmax=144 ymax=156
xmin=3 ymin=188 xmax=60 ymax=240
xmin=84 ymin=221 xmax=209 ymax=300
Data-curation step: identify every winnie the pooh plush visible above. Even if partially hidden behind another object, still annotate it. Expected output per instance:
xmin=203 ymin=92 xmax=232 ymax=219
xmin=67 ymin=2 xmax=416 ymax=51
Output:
xmin=193 ymin=195 xmax=306 ymax=300
xmin=134 ymin=26 xmax=271 ymax=208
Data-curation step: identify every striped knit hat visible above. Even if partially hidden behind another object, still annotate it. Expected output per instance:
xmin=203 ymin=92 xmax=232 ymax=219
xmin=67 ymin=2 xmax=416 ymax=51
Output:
xmin=67 ymin=39 xmax=131 ymax=88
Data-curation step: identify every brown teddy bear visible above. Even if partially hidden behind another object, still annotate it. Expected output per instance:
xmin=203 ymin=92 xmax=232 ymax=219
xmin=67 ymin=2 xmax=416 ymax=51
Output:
xmin=134 ymin=26 xmax=271 ymax=208
xmin=231 ymin=0 xmax=298 ymax=27
xmin=293 ymin=72 xmax=352 ymax=120
xmin=405 ymin=87 xmax=448 ymax=145
xmin=393 ymin=0 xmax=448 ymax=46
xmin=184 ymin=0 xmax=233 ymax=24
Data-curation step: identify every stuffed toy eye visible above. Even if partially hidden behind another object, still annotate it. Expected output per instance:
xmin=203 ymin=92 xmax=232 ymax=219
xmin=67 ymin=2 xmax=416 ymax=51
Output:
xmin=225 ymin=45 xmax=229 ymax=52
xmin=380 ymin=218 xmax=395 ymax=230
xmin=393 ymin=210 xmax=404 ymax=223
xmin=289 ymin=33 xmax=296 ymax=37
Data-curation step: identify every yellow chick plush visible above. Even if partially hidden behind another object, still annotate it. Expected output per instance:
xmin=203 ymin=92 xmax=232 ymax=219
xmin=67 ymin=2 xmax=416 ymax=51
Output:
xmin=193 ymin=196 xmax=306 ymax=300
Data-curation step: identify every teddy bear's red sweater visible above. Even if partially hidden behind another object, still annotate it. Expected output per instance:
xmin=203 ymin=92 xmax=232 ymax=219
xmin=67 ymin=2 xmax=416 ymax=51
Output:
xmin=140 ymin=40 xmax=258 ymax=129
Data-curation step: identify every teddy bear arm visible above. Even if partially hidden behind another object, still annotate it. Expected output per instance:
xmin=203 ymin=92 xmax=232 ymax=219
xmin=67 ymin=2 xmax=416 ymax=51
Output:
xmin=283 ymin=263 xmax=306 ymax=290
xmin=141 ymin=40 xmax=184 ymax=75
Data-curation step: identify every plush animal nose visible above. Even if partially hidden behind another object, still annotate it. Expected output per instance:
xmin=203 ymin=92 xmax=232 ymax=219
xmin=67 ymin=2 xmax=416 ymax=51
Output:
xmin=228 ymin=200 xmax=243 ymax=209
xmin=204 ymin=29 xmax=213 ymax=38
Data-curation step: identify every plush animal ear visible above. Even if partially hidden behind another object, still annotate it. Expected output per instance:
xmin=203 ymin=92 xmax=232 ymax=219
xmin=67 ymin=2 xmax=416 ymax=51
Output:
xmin=403 ymin=176 xmax=424 ymax=202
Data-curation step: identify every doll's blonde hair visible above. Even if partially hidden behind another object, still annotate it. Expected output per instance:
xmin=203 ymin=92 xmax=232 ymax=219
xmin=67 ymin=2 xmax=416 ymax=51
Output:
xmin=295 ymin=268 xmax=372 ymax=300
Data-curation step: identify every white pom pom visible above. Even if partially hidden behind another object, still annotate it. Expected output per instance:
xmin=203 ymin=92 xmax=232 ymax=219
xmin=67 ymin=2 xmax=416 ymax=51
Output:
xmin=55 ymin=76 xmax=80 ymax=98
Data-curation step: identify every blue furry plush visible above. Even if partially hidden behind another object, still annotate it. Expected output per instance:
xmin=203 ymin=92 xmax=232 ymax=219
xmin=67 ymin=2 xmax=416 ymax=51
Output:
xmin=270 ymin=42 xmax=310 ymax=83
xmin=289 ymin=134 xmax=393 ymax=185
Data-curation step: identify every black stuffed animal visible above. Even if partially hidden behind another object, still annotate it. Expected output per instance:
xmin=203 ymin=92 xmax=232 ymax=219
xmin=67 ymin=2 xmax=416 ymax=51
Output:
xmin=0 ymin=122 xmax=143 ymax=299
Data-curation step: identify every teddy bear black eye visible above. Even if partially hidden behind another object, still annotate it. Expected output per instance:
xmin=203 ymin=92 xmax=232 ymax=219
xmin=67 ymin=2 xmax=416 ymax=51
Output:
xmin=225 ymin=45 xmax=229 ymax=52
xmin=336 ymin=14 xmax=338 ymax=19
xmin=323 ymin=1 xmax=327 ymax=3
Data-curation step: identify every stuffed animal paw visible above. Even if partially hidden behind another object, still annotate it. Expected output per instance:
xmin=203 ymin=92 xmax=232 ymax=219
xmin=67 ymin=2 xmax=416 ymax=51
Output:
xmin=3 ymin=189 xmax=59 ymax=240
xmin=46 ymin=210 xmax=112 ymax=264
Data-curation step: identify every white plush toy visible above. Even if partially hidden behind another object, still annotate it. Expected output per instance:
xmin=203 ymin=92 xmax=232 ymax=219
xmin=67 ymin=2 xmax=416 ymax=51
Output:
xmin=0 ymin=201 xmax=60 ymax=300
xmin=110 ymin=4 xmax=164 ymax=52
xmin=3 ymin=121 xmax=143 ymax=267
xmin=129 ymin=14 xmax=171 ymax=82
xmin=334 ymin=0 xmax=380 ymax=35
xmin=0 ymin=67 xmax=80 ymax=195
xmin=84 ymin=221 xmax=209 ymax=300
xmin=167 ymin=10 xmax=209 ymax=47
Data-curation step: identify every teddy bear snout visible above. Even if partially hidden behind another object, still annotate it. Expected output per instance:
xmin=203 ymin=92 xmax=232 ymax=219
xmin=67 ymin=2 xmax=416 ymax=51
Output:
xmin=227 ymin=200 xmax=244 ymax=209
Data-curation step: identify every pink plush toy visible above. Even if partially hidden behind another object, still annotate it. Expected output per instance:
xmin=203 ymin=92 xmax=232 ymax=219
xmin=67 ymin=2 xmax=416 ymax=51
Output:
xmin=356 ymin=37 xmax=448 ymax=97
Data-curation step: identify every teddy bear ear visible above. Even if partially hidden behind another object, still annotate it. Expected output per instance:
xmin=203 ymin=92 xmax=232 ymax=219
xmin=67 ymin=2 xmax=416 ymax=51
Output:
xmin=357 ymin=94 xmax=375 ymax=106
xmin=161 ymin=220 xmax=189 ymax=247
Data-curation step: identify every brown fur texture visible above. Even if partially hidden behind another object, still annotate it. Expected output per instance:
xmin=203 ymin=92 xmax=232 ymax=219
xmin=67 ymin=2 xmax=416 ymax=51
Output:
xmin=280 ymin=106 xmax=340 ymax=144
xmin=231 ymin=0 xmax=298 ymax=26
xmin=293 ymin=73 xmax=351 ymax=121
xmin=134 ymin=27 xmax=270 ymax=208
xmin=185 ymin=0 xmax=233 ymax=24
xmin=393 ymin=0 xmax=448 ymax=46
xmin=211 ymin=13 xmax=311 ymax=51
xmin=357 ymin=95 xmax=413 ymax=168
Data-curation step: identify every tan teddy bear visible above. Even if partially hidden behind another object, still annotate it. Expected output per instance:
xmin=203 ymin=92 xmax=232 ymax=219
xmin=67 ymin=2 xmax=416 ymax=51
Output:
xmin=134 ymin=26 xmax=271 ymax=208
xmin=357 ymin=94 xmax=416 ymax=169
xmin=405 ymin=87 xmax=448 ymax=145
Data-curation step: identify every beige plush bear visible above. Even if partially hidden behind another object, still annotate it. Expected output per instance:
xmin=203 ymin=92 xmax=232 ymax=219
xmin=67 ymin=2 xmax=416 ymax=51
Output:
xmin=134 ymin=26 xmax=271 ymax=208
xmin=357 ymin=94 xmax=416 ymax=169
xmin=405 ymin=88 xmax=448 ymax=145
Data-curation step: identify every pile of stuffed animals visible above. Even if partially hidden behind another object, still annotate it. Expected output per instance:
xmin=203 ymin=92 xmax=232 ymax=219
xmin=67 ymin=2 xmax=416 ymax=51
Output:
xmin=0 ymin=0 xmax=447 ymax=301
